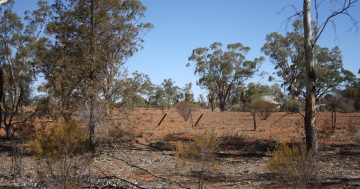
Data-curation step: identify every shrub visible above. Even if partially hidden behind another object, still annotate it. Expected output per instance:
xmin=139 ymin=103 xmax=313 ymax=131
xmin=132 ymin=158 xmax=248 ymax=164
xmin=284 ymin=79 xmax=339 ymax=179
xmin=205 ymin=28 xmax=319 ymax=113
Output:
xmin=250 ymin=98 xmax=277 ymax=120
xmin=30 ymin=120 xmax=91 ymax=188
xmin=31 ymin=120 xmax=87 ymax=161
xmin=283 ymin=99 xmax=301 ymax=113
xmin=175 ymin=130 xmax=219 ymax=189
xmin=267 ymin=143 xmax=319 ymax=187
xmin=108 ymin=126 xmax=137 ymax=143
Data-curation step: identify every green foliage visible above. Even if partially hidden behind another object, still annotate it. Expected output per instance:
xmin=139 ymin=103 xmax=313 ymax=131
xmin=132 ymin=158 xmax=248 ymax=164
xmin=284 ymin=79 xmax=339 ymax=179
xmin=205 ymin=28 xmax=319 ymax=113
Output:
xmin=262 ymin=20 xmax=305 ymax=100
xmin=250 ymin=97 xmax=277 ymax=120
xmin=235 ymin=83 xmax=283 ymax=111
xmin=315 ymin=46 xmax=355 ymax=101
xmin=342 ymin=79 xmax=360 ymax=111
xmin=112 ymin=71 xmax=153 ymax=108
xmin=35 ymin=0 xmax=151 ymax=145
xmin=188 ymin=42 xmax=263 ymax=111
xmin=0 ymin=1 xmax=45 ymax=138
xmin=262 ymin=20 xmax=353 ymax=101
xmin=149 ymin=79 xmax=183 ymax=109
xmin=321 ymin=94 xmax=354 ymax=113
xmin=183 ymin=82 xmax=194 ymax=102
xmin=283 ymin=99 xmax=301 ymax=113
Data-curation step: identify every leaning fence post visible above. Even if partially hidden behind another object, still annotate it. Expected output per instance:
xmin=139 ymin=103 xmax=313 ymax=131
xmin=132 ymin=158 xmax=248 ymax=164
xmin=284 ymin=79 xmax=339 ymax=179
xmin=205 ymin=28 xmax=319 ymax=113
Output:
xmin=158 ymin=113 xmax=167 ymax=126
xmin=194 ymin=114 xmax=204 ymax=127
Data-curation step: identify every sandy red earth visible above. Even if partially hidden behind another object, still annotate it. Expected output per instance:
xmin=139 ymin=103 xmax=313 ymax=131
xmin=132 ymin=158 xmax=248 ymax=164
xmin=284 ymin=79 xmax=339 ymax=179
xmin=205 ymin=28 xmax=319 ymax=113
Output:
xmin=109 ymin=108 xmax=360 ymax=145
xmin=1 ymin=108 xmax=360 ymax=188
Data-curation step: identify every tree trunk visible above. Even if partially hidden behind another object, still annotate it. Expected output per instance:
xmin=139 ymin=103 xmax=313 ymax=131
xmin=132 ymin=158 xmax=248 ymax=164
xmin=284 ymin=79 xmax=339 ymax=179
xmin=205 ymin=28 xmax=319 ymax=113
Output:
xmin=331 ymin=110 xmax=334 ymax=132
xmin=252 ymin=109 xmax=257 ymax=131
xmin=219 ymin=101 xmax=226 ymax=112
xmin=303 ymin=0 xmax=318 ymax=153
xmin=88 ymin=0 xmax=96 ymax=152
xmin=331 ymin=109 xmax=336 ymax=133
xmin=208 ymin=95 xmax=215 ymax=112
xmin=0 ymin=68 xmax=3 ymax=134
xmin=88 ymin=96 xmax=95 ymax=151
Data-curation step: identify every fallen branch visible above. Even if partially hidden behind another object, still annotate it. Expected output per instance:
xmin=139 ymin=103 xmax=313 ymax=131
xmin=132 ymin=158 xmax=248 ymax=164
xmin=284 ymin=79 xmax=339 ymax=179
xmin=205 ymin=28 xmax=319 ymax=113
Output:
xmin=95 ymin=175 xmax=146 ymax=189
xmin=110 ymin=144 xmax=190 ymax=189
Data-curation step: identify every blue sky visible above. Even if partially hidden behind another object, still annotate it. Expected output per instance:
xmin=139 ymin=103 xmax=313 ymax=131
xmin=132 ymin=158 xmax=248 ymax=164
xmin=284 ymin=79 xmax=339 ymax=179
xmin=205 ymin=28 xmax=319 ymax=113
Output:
xmin=13 ymin=0 xmax=360 ymax=98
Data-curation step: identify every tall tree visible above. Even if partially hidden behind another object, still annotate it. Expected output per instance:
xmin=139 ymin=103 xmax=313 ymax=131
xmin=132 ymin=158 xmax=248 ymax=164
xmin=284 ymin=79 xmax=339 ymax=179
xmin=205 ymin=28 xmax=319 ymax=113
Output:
xmin=183 ymin=83 xmax=194 ymax=102
xmin=314 ymin=46 xmax=355 ymax=101
xmin=0 ymin=0 xmax=46 ymax=138
xmin=303 ymin=0 xmax=318 ymax=152
xmin=262 ymin=21 xmax=305 ymax=100
xmin=110 ymin=71 xmax=153 ymax=108
xmin=188 ymin=42 xmax=263 ymax=111
xmin=262 ymin=20 xmax=352 ymax=102
xmin=36 ymin=0 xmax=150 ymax=149
xmin=302 ymin=0 xmax=358 ymax=152
xmin=342 ymin=75 xmax=360 ymax=111
xmin=161 ymin=78 xmax=182 ymax=107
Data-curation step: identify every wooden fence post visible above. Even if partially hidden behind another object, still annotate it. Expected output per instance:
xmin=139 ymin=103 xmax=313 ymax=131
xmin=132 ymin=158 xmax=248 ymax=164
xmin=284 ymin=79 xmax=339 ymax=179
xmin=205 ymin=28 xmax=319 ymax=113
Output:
xmin=158 ymin=113 xmax=167 ymax=126
xmin=194 ymin=114 xmax=204 ymax=127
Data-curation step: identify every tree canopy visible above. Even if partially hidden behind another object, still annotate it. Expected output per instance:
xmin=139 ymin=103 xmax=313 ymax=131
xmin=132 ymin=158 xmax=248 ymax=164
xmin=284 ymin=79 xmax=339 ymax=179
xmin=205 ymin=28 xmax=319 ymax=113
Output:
xmin=188 ymin=42 xmax=263 ymax=111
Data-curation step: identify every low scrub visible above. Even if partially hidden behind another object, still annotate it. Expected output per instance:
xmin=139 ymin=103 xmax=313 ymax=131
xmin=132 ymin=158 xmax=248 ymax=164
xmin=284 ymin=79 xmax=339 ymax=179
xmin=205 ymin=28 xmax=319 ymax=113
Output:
xmin=267 ymin=143 xmax=319 ymax=187
xmin=108 ymin=126 xmax=137 ymax=143
xmin=30 ymin=120 xmax=92 ymax=188
xmin=250 ymin=98 xmax=277 ymax=120
xmin=176 ymin=130 xmax=219 ymax=189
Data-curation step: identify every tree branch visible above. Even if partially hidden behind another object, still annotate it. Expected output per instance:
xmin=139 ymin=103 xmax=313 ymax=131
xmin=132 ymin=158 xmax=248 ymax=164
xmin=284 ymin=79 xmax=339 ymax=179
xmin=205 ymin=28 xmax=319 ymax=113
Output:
xmin=313 ymin=0 xmax=359 ymax=45
xmin=109 ymin=143 xmax=190 ymax=189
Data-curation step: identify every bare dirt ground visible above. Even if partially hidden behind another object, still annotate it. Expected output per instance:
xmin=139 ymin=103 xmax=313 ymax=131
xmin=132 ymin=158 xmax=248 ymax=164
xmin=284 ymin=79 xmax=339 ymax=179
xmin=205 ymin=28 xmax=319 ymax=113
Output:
xmin=1 ymin=108 xmax=360 ymax=188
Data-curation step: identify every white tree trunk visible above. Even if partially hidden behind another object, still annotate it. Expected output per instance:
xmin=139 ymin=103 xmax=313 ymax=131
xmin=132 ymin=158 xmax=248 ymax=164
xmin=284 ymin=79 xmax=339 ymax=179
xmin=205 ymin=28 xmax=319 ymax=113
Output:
xmin=303 ymin=0 xmax=318 ymax=152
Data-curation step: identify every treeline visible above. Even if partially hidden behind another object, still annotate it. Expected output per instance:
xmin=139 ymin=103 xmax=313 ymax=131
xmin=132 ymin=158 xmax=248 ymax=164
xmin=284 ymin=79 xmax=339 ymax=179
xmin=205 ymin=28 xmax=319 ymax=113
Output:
xmin=0 ymin=0 xmax=359 ymax=143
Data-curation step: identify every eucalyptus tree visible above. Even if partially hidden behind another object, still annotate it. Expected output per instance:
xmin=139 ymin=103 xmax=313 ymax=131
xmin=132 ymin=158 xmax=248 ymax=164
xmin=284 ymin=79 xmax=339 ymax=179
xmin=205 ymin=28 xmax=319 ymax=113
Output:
xmin=262 ymin=20 xmax=305 ymax=100
xmin=111 ymin=71 xmax=153 ymax=108
xmin=183 ymin=83 xmax=194 ymax=102
xmin=302 ymin=0 xmax=358 ymax=152
xmin=314 ymin=46 xmax=355 ymax=101
xmin=262 ymin=20 xmax=353 ymax=103
xmin=36 ymin=0 xmax=151 ymax=149
xmin=0 ymin=0 xmax=47 ymax=138
xmin=161 ymin=78 xmax=182 ymax=107
xmin=188 ymin=42 xmax=263 ymax=111
xmin=342 ymin=74 xmax=360 ymax=111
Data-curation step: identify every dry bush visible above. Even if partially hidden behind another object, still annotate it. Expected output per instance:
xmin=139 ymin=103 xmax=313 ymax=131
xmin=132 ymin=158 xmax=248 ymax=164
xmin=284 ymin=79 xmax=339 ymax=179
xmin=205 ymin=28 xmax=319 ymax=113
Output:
xmin=177 ymin=100 xmax=193 ymax=122
xmin=250 ymin=98 xmax=277 ymax=120
xmin=9 ymin=121 xmax=36 ymax=175
xmin=108 ymin=126 xmax=137 ymax=143
xmin=267 ymin=143 xmax=319 ymax=188
xmin=30 ymin=120 xmax=92 ymax=188
xmin=175 ymin=130 xmax=219 ymax=189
